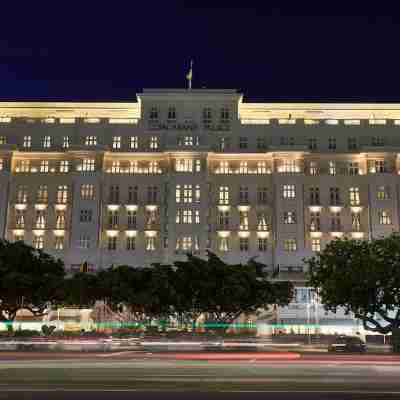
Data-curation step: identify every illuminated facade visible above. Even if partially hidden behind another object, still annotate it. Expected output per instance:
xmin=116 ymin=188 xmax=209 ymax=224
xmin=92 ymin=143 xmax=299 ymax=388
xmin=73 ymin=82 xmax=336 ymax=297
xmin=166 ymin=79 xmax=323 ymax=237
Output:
xmin=3 ymin=88 xmax=400 ymax=332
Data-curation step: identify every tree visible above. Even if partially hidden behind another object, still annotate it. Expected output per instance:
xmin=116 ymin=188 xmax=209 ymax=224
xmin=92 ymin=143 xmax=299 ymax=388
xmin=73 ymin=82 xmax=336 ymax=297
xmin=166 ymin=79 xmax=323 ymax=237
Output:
xmin=305 ymin=234 xmax=400 ymax=336
xmin=173 ymin=252 xmax=293 ymax=329
xmin=63 ymin=272 xmax=102 ymax=308
xmin=0 ymin=240 xmax=65 ymax=323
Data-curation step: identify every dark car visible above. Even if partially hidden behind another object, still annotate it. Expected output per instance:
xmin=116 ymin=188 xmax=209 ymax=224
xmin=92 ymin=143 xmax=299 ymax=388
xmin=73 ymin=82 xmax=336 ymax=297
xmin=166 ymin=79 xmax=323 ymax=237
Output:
xmin=328 ymin=336 xmax=367 ymax=353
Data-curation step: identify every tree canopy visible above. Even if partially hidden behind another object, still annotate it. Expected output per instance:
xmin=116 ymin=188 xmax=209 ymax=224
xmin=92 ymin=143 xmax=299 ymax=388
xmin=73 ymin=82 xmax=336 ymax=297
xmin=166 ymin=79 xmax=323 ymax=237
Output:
xmin=0 ymin=240 xmax=65 ymax=322
xmin=305 ymin=233 xmax=400 ymax=334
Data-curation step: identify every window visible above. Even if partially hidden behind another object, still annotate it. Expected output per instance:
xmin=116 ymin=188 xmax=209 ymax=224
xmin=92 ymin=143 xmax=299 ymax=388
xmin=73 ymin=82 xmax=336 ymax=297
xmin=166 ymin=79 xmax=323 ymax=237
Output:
xmin=130 ymin=136 xmax=138 ymax=149
xmin=257 ymin=213 xmax=268 ymax=231
xmin=308 ymin=137 xmax=317 ymax=150
xmin=280 ymin=159 xmax=300 ymax=173
xmin=82 ymin=159 xmax=95 ymax=172
xmin=348 ymin=162 xmax=359 ymax=176
xmin=16 ymin=185 xmax=28 ymax=203
xmin=195 ymin=159 xmax=201 ymax=172
xmin=349 ymin=187 xmax=360 ymax=206
xmin=370 ymin=160 xmax=388 ymax=174
xmin=23 ymin=136 xmax=31 ymax=148
xmin=146 ymin=237 xmax=156 ymax=251
xmin=309 ymin=187 xmax=320 ymax=205
xmin=109 ymin=185 xmax=120 ymax=203
xmin=239 ymin=161 xmax=248 ymax=174
xmin=81 ymin=184 xmax=95 ymax=200
xmin=351 ymin=212 xmax=361 ymax=231
xmin=15 ymin=210 xmax=25 ymax=228
xmin=330 ymin=187 xmax=340 ymax=205
xmin=257 ymin=137 xmax=267 ymax=149
xmin=111 ymin=161 xmax=121 ymax=173
xmin=219 ymin=186 xmax=229 ymax=205
xmin=372 ymin=136 xmax=385 ymax=147
xmin=107 ymin=210 xmax=119 ymax=228
xmin=284 ymin=211 xmax=296 ymax=224
xmin=126 ymin=237 xmax=136 ymax=251
xmin=283 ymin=185 xmax=296 ymax=199
xmin=175 ymin=185 xmax=181 ymax=203
xmin=150 ymin=136 xmax=158 ymax=150
xmin=218 ymin=211 xmax=230 ymax=229
xmin=309 ymin=161 xmax=318 ymax=176
xmin=203 ymin=107 xmax=212 ymax=127
xmin=379 ymin=210 xmax=392 ymax=225
xmin=108 ymin=237 xmax=117 ymax=251
xmin=239 ymin=211 xmax=249 ymax=230
xmin=257 ymin=161 xmax=267 ymax=174
xmin=184 ymin=136 xmax=194 ymax=146
xmin=62 ymin=136 xmax=69 ymax=149
xmin=220 ymin=107 xmax=230 ymax=123
xmin=258 ymin=238 xmax=268 ymax=252
xmin=19 ymin=160 xmax=30 ymax=173
xmin=127 ymin=210 xmax=137 ymax=229
xmin=176 ymin=159 xmax=193 ymax=172
xmin=0 ymin=158 xmax=3 ymax=171
xmin=40 ymin=160 xmax=49 ymax=173
xmin=239 ymin=238 xmax=249 ymax=252
xmin=176 ymin=209 xmax=193 ymax=224
xmin=14 ymin=233 xmax=24 ymax=242
xmin=79 ymin=234 xmax=90 ymax=249
xmin=35 ymin=210 xmax=46 ymax=229
xmin=60 ymin=160 xmax=69 ymax=173
xmin=149 ymin=106 xmax=158 ymax=121
xmin=111 ymin=136 xmax=120 ymax=149
xmin=311 ymin=238 xmax=321 ymax=252
xmin=310 ymin=212 xmax=320 ymax=231
xmin=0 ymin=136 xmax=6 ymax=145
xmin=377 ymin=186 xmax=390 ymax=200
xmin=219 ymin=237 xmax=228 ymax=252
xmin=167 ymin=106 xmax=176 ymax=120
xmin=85 ymin=136 xmax=97 ymax=146
xmin=194 ymin=184 xmax=200 ymax=203
xmin=43 ymin=136 xmax=51 ymax=148
xmin=328 ymin=137 xmax=336 ymax=150
xmin=328 ymin=161 xmax=336 ymax=176
xmin=331 ymin=212 xmax=341 ymax=231
xmin=33 ymin=235 xmax=44 ymax=250
xmin=195 ymin=209 xmax=200 ymax=224
xmin=149 ymin=161 xmax=159 ymax=174
xmin=36 ymin=185 xmax=48 ymax=203
xmin=180 ymin=236 xmax=193 ymax=251
xmin=257 ymin=187 xmax=268 ymax=204
xmin=348 ymin=137 xmax=357 ymax=150
xmin=54 ymin=237 xmax=64 ymax=250
xmin=147 ymin=186 xmax=158 ymax=203
xmin=239 ymin=137 xmax=248 ymax=149
xmin=280 ymin=137 xmax=295 ymax=146
xmin=284 ymin=239 xmax=297 ymax=252
xmin=80 ymin=209 xmax=93 ymax=223
xmin=239 ymin=186 xmax=249 ymax=203
xmin=217 ymin=161 xmax=229 ymax=174
xmin=145 ymin=210 xmax=158 ymax=229
xmin=55 ymin=211 xmax=66 ymax=229
xmin=183 ymin=185 xmax=192 ymax=203
xmin=218 ymin=137 xmax=230 ymax=151
xmin=128 ymin=186 xmax=138 ymax=203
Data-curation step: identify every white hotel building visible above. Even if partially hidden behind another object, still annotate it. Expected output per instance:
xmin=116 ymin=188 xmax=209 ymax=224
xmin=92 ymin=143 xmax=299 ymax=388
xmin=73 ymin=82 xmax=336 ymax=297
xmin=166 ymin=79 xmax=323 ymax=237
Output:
xmin=0 ymin=88 xmax=399 ymax=333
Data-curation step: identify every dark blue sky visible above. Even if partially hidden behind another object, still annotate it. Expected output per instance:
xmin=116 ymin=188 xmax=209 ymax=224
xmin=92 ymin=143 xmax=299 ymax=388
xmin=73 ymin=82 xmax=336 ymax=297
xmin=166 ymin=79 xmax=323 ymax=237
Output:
xmin=1 ymin=1 xmax=399 ymax=102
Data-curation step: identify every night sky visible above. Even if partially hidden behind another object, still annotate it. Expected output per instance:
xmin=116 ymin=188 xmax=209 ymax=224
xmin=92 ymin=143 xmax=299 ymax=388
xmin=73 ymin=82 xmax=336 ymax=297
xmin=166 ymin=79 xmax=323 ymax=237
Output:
xmin=1 ymin=2 xmax=400 ymax=102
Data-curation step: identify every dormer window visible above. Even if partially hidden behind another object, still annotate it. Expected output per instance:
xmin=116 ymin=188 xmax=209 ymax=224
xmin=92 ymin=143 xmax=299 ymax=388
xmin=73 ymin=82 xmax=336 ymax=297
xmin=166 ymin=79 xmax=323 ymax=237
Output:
xmin=167 ymin=106 xmax=176 ymax=121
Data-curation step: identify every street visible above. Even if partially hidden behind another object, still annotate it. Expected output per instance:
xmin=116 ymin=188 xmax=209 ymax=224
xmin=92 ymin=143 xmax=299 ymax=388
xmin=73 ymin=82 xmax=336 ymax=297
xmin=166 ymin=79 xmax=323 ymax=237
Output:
xmin=0 ymin=352 xmax=400 ymax=399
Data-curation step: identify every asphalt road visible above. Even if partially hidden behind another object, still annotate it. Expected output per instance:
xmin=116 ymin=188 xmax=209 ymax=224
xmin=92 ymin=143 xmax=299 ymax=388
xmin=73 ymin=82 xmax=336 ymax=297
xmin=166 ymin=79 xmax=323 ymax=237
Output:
xmin=1 ymin=353 xmax=400 ymax=399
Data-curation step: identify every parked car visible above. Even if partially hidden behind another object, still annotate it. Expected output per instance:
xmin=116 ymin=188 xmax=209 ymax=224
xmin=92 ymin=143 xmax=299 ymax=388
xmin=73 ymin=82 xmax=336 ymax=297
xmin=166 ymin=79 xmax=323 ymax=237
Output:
xmin=328 ymin=336 xmax=367 ymax=353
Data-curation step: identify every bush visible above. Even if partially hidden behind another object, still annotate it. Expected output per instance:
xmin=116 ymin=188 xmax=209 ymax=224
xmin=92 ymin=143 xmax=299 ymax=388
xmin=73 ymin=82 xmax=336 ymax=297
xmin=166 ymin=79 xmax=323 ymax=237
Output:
xmin=13 ymin=329 xmax=41 ymax=337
